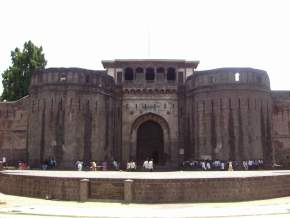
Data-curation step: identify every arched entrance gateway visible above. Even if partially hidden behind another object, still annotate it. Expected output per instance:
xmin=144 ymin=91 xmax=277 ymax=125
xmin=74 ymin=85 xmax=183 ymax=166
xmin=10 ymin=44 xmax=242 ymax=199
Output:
xmin=137 ymin=121 xmax=164 ymax=164
xmin=130 ymin=113 xmax=171 ymax=166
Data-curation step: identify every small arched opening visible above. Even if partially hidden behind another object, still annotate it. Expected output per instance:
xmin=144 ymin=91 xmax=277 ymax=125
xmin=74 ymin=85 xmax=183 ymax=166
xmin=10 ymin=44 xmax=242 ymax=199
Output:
xmin=146 ymin=68 xmax=155 ymax=81
xmin=235 ymin=72 xmax=240 ymax=82
xmin=124 ymin=68 xmax=134 ymax=81
xmin=156 ymin=67 xmax=165 ymax=81
xmin=135 ymin=67 xmax=144 ymax=81
xmin=167 ymin=67 xmax=176 ymax=81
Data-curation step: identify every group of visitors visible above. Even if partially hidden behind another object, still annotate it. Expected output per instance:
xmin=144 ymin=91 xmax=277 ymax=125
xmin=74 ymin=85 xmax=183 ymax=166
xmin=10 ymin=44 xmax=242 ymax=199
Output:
xmin=41 ymin=158 xmax=57 ymax=170
xmin=126 ymin=158 xmax=154 ymax=171
xmin=181 ymin=159 xmax=264 ymax=171
xmin=0 ymin=155 xmax=274 ymax=172
xmin=143 ymin=159 xmax=154 ymax=171
xmin=18 ymin=160 xmax=30 ymax=170
xmin=126 ymin=160 xmax=137 ymax=171
xmin=74 ymin=159 xmax=120 ymax=171
xmin=73 ymin=158 xmax=155 ymax=171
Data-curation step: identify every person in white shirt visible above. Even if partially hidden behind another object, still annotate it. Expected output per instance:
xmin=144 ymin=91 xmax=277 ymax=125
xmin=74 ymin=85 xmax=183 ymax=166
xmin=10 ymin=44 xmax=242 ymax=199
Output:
xmin=201 ymin=161 xmax=206 ymax=170
xmin=2 ymin=157 xmax=6 ymax=167
xmin=148 ymin=159 xmax=154 ymax=172
xmin=126 ymin=161 xmax=131 ymax=171
xmin=131 ymin=161 xmax=136 ymax=171
xmin=143 ymin=159 xmax=149 ymax=171
xmin=76 ymin=160 xmax=83 ymax=171
xmin=228 ymin=161 xmax=234 ymax=171
xmin=112 ymin=160 xmax=119 ymax=170
xmin=206 ymin=162 xmax=211 ymax=170
xmin=221 ymin=162 xmax=225 ymax=170
xmin=243 ymin=161 xmax=248 ymax=170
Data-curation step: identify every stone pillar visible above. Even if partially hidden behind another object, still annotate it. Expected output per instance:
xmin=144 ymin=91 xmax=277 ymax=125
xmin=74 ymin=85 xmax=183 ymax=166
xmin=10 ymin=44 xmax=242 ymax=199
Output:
xmin=79 ymin=179 xmax=89 ymax=201
xmin=124 ymin=179 xmax=134 ymax=203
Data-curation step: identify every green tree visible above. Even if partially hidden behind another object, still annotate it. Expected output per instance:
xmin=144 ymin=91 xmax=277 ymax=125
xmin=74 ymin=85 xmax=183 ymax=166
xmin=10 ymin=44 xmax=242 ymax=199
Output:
xmin=1 ymin=41 xmax=47 ymax=101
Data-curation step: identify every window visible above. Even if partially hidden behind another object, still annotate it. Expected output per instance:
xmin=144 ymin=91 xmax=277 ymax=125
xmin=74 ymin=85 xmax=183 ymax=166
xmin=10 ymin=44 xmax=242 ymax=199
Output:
xmin=135 ymin=67 xmax=144 ymax=81
xmin=146 ymin=68 xmax=155 ymax=81
xmin=60 ymin=73 xmax=67 ymax=82
xmin=156 ymin=67 xmax=165 ymax=81
xmin=167 ymin=68 xmax=176 ymax=81
xmin=124 ymin=68 xmax=134 ymax=81
xmin=235 ymin=73 xmax=240 ymax=82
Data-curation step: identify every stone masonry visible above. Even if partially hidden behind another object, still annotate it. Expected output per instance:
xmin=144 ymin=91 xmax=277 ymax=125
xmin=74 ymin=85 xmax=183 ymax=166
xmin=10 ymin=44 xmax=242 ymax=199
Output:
xmin=0 ymin=59 xmax=289 ymax=167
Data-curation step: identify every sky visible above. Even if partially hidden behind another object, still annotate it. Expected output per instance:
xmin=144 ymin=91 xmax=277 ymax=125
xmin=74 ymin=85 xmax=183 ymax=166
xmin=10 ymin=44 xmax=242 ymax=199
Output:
xmin=0 ymin=0 xmax=290 ymax=93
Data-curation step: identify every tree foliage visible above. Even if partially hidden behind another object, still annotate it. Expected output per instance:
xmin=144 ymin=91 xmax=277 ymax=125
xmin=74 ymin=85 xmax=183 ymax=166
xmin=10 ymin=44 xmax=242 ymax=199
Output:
xmin=1 ymin=41 xmax=47 ymax=101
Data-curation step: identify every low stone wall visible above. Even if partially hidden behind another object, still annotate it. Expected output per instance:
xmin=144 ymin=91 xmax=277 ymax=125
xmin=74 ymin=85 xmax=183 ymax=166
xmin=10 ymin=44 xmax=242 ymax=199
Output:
xmin=0 ymin=174 xmax=81 ymax=200
xmin=133 ymin=176 xmax=290 ymax=203
xmin=1 ymin=172 xmax=290 ymax=203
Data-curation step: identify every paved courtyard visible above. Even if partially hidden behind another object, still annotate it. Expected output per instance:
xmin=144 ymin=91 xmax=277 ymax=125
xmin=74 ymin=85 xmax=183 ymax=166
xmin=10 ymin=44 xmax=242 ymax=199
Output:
xmin=1 ymin=192 xmax=290 ymax=218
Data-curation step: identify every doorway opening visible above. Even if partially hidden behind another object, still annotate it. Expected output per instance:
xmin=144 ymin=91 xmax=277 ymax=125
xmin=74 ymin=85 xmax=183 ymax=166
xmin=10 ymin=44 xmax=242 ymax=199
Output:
xmin=136 ymin=120 xmax=164 ymax=165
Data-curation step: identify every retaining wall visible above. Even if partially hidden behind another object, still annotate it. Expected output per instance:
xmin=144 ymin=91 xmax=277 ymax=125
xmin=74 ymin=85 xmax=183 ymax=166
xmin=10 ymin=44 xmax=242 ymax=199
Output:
xmin=1 ymin=173 xmax=290 ymax=203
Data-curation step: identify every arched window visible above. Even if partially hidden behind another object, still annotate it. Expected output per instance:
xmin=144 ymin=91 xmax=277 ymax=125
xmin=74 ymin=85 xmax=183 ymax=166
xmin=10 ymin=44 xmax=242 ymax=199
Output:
xmin=135 ymin=67 xmax=144 ymax=81
xmin=124 ymin=68 xmax=134 ymax=81
xmin=156 ymin=67 xmax=165 ymax=81
xmin=146 ymin=68 xmax=155 ymax=81
xmin=235 ymin=72 xmax=240 ymax=82
xmin=167 ymin=67 xmax=176 ymax=81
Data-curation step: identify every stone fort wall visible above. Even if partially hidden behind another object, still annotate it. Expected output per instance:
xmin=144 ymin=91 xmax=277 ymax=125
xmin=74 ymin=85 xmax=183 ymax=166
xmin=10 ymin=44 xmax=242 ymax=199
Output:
xmin=272 ymin=91 xmax=290 ymax=164
xmin=0 ymin=60 xmax=289 ymax=166
xmin=0 ymin=97 xmax=28 ymax=165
